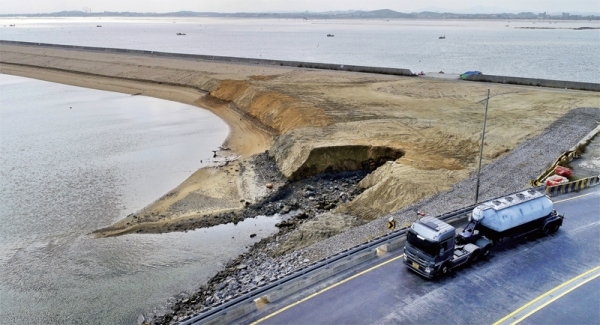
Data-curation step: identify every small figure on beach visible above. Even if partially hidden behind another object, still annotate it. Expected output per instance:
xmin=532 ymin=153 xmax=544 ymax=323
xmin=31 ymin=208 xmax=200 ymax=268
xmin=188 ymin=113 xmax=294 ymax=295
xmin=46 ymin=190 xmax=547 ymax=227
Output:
xmin=212 ymin=150 xmax=217 ymax=158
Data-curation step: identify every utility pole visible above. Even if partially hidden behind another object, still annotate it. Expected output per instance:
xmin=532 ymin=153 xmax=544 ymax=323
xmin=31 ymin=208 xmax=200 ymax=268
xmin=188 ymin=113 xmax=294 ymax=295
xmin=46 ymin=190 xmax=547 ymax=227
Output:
xmin=475 ymin=89 xmax=490 ymax=204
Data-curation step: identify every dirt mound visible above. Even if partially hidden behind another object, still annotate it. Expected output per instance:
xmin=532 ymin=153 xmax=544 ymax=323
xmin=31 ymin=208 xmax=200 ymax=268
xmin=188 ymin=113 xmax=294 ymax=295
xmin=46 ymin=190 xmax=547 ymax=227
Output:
xmin=235 ymin=90 xmax=331 ymax=134
xmin=289 ymin=145 xmax=404 ymax=180
xmin=337 ymin=162 xmax=470 ymax=220
xmin=209 ymin=79 xmax=251 ymax=101
xmin=210 ymin=80 xmax=331 ymax=134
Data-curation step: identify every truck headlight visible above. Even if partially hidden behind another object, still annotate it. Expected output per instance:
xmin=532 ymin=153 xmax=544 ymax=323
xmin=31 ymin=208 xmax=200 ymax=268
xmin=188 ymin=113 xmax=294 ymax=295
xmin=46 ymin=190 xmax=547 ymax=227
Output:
xmin=403 ymin=255 xmax=407 ymax=261
xmin=425 ymin=267 xmax=431 ymax=273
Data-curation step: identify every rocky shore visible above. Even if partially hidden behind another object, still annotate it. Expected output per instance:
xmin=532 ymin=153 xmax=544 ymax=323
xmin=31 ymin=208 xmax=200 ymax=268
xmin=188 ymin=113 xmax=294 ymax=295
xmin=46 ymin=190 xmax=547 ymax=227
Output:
xmin=137 ymin=152 xmax=368 ymax=235
xmin=143 ymin=158 xmax=370 ymax=324
xmin=146 ymin=107 xmax=600 ymax=324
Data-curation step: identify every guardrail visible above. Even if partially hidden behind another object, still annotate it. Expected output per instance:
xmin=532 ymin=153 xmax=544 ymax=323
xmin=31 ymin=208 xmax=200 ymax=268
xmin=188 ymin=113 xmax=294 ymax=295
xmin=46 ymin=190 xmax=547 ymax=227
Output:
xmin=530 ymin=126 xmax=599 ymax=187
xmin=530 ymin=150 xmax=580 ymax=187
xmin=0 ymin=40 xmax=416 ymax=77
xmin=545 ymin=175 xmax=600 ymax=196
xmin=179 ymin=187 xmax=546 ymax=325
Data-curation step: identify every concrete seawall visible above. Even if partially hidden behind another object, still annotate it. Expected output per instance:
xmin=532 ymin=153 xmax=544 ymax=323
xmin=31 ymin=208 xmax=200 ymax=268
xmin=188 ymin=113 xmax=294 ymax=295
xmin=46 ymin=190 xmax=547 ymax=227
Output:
xmin=466 ymin=74 xmax=600 ymax=92
xmin=3 ymin=41 xmax=598 ymax=91
xmin=0 ymin=40 xmax=416 ymax=77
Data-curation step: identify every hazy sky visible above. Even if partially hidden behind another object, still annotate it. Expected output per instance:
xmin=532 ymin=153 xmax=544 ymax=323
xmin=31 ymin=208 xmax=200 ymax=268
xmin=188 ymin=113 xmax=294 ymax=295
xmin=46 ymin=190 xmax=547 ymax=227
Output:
xmin=1 ymin=0 xmax=599 ymax=15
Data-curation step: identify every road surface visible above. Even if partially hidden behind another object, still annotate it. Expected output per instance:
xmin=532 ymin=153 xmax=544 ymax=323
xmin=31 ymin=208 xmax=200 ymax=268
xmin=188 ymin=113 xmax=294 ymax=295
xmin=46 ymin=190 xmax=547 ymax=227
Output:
xmin=249 ymin=188 xmax=600 ymax=325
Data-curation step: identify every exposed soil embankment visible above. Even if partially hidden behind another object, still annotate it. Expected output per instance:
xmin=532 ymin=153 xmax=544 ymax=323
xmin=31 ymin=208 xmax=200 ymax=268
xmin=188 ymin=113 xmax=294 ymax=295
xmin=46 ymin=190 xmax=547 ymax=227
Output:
xmin=287 ymin=144 xmax=404 ymax=180
xmin=2 ymin=43 xmax=598 ymax=238
xmin=210 ymin=80 xmax=332 ymax=134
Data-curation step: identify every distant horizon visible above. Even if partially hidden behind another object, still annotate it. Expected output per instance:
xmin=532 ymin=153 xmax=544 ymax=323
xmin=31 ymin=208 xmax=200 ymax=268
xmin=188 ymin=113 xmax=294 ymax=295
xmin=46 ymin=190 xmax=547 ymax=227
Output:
xmin=1 ymin=0 xmax=599 ymax=16
xmin=2 ymin=8 xmax=600 ymax=17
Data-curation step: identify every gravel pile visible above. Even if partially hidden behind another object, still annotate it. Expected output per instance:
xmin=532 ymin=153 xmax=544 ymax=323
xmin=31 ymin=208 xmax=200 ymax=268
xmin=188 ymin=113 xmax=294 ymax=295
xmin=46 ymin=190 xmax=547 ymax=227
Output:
xmin=147 ymin=107 xmax=599 ymax=325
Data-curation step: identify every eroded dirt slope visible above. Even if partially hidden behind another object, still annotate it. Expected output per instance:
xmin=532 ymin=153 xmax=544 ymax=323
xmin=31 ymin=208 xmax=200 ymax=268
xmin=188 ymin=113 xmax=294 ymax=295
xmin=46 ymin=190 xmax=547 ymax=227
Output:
xmin=1 ymin=43 xmax=598 ymax=237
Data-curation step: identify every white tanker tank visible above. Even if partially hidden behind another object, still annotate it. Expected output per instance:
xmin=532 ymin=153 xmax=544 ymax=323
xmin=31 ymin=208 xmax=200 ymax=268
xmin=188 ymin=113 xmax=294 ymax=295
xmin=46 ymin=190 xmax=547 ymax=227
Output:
xmin=461 ymin=189 xmax=562 ymax=242
xmin=472 ymin=190 xmax=554 ymax=233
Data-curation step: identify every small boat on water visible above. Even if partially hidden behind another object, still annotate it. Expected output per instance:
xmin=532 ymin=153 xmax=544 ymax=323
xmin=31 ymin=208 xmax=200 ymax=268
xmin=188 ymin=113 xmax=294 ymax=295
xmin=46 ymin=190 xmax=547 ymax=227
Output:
xmin=96 ymin=25 xmax=102 ymax=27
xmin=327 ymin=34 xmax=334 ymax=37
xmin=439 ymin=35 xmax=445 ymax=39
xmin=176 ymin=33 xmax=186 ymax=36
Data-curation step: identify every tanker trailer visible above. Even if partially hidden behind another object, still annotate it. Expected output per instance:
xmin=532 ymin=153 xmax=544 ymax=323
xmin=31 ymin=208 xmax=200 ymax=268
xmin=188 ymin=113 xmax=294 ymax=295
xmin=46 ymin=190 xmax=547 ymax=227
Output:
xmin=457 ymin=189 xmax=563 ymax=244
xmin=404 ymin=189 xmax=563 ymax=278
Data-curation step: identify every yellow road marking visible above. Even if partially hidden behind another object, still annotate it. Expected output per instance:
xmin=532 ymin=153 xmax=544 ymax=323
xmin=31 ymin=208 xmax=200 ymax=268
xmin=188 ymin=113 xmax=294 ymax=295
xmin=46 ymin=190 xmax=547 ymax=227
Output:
xmin=553 ymin=191 xmax=595 ymax=204
xmin=509 ymin=273 xmax=600 ymax=325
xmin=251 ymin=254 xmax=405 ymax=324
xmin=492 ymin=265 xmax=600 ymax=325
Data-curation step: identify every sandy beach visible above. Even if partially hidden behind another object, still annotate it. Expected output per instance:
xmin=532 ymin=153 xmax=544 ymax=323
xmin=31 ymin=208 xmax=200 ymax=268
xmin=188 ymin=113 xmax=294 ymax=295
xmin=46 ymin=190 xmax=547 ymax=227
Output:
xmin=1 ymin=42 xmax=599 ymax=240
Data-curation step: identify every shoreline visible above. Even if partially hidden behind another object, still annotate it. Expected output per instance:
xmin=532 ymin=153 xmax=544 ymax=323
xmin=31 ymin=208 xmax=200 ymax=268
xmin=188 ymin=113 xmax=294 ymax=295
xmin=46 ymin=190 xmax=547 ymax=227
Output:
xmin=2 ymin=43 xmax=599 ymax=238
xmin=0 ymin=63 xmax=277 ymax=237
xmin=2 ymin=43 xmax=599 ymax=324
xmin=0 ymin=62 xmax=274 ymax=158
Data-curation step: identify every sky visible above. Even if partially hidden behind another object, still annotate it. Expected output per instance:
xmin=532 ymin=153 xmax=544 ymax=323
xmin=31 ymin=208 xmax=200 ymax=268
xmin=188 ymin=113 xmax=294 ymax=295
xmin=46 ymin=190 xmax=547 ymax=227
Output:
xmin=1 ymin=0 xmax=599 ymax=15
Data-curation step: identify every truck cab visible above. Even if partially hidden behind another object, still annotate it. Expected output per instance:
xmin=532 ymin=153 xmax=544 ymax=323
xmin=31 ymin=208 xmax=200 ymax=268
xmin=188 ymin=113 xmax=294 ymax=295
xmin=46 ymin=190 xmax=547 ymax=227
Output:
xmin=404 ymin=217 xmax=455 ymax=278
xmin=404 ymin=216 xmax=488 ymax=278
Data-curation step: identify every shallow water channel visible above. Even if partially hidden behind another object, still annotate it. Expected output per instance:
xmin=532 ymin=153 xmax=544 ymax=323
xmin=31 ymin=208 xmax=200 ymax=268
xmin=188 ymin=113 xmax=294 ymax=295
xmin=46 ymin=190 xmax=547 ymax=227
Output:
xmin=0 ymin=74 xmax=280 ymax=323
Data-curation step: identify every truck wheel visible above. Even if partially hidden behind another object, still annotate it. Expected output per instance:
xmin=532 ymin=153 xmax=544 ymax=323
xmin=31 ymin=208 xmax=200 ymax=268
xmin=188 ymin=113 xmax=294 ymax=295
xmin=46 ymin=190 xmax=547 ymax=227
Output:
xmin=542 ymin=225 xmax=551 ymax=236
xmin=470 ymin=250 xmax=480 ymax=263
xmin=482 ymin=245 xmax=492 ymax=257
xmin=476 ymin=238 xmax=493 ymax=257
xmin=441 ymin=264 xmax=450 ymax=275
xmin=550 ymin=223 xmax=560 ymax=233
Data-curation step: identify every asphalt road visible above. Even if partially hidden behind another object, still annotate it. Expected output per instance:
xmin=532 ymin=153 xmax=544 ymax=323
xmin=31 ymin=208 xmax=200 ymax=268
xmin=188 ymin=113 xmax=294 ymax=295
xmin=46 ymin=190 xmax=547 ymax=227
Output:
xmin=251 ymin=188 xmax=600 ymax=325
xmin=518 ymin=276 xmax=600 ymax=325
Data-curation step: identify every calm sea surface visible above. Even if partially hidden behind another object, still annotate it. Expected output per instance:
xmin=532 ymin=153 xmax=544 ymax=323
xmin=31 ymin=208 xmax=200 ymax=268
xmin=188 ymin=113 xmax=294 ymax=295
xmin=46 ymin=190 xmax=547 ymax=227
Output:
xmin=1 ymin=17 xmax=599 ymax=82
xmin=0 ymin=74 xmax=279 ymax=324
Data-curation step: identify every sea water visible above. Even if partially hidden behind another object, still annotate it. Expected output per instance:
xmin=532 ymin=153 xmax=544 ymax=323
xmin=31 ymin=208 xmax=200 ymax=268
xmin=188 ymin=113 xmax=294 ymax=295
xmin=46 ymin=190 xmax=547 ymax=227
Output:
xmin=0 ymin=74 xmax=279 ymax=323
xmin=1 ymin=17 xmax=598 ymax=83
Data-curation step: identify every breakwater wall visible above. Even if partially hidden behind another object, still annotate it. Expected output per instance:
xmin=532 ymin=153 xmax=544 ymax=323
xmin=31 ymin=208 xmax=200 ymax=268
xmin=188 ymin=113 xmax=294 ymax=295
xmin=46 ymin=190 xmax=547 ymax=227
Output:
xmin=466 ymin=73 xmax=600 ymax=92
xmin=4 ymin=40 xmax=598 ymax=90
xmin=0 ymin=40 xmax=416 ymax=77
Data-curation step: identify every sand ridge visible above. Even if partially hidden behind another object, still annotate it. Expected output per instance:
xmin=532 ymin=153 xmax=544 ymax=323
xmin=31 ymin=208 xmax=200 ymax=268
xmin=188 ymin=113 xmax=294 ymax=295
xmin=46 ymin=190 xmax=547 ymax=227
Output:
xmin=1 ymin=43 xmax=598 ymax=237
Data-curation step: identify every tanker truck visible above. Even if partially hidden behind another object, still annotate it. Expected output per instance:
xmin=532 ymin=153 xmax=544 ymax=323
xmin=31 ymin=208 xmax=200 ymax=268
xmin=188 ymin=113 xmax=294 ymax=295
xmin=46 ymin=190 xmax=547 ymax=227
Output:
xmin=403 ymin=189 xmax=563 ymax=278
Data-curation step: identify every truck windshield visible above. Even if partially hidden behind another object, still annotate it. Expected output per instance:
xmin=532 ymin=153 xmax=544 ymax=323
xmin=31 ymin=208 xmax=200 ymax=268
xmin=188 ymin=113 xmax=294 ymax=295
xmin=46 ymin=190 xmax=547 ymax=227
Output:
xmin=407 ymin=230 xmax=439 ymax=257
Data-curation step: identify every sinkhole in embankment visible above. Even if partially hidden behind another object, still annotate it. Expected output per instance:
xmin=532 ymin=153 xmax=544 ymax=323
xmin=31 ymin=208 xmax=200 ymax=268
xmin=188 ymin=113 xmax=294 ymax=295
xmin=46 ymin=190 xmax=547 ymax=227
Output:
xmin=290 ymin=145 xmax=405 ymax=180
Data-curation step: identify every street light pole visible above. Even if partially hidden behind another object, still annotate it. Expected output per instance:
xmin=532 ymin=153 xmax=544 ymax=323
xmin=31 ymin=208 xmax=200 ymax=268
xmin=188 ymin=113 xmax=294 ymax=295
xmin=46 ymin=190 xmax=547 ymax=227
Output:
xmin=475 ymin=89 xmax=490 ymax=204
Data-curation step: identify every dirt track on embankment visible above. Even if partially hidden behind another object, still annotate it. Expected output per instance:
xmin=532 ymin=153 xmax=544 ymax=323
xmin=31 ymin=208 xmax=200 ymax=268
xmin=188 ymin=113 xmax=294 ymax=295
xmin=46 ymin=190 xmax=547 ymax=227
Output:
xmin=1 ymin=43 xmax=598 ymax=245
